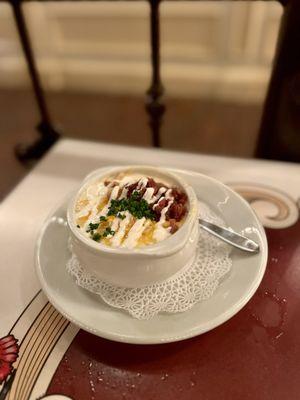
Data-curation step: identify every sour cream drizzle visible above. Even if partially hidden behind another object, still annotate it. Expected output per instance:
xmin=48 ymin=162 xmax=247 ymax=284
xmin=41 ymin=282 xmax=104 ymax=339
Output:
xmin=75 ymin=175 xmax=180 ymax=249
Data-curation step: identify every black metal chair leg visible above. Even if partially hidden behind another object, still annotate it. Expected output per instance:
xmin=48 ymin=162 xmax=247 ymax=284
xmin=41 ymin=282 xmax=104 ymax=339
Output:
xmin=10 ymin=0 xmax=60 ymax=164
xmin=256 ymin=0 xmax=300 ymax=162
xmin=146 ymin=0 xmax=165 ymax=148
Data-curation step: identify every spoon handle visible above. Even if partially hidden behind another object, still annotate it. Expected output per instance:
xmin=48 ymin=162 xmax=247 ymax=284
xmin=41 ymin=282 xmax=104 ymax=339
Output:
xmin=199 ymin=218 xmax=260 ymax=253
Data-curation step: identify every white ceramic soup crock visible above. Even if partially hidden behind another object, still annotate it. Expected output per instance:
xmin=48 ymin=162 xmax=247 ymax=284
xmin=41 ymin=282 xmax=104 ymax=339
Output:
xmin=67 ymin=166 xmax=199 ymax=287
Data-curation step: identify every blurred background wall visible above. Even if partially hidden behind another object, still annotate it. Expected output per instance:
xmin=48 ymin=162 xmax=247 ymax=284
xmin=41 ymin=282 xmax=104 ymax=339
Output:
xmin=0 ymin=1 xmax=281 ymax=100
xmin=0 ymin=1 xmax=283 ymax=197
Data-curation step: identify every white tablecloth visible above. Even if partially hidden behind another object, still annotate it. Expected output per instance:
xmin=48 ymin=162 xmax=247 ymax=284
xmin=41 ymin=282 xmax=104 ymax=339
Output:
xmin=1 ymin=138 xmax=299 ymax=336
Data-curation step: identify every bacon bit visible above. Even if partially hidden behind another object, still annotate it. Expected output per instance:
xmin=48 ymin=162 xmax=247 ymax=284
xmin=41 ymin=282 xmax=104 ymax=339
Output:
xmin=104 ymin=180 xmax=111 ymax=186
xmin=147 ymin=178 xmax=165 ymax=195
xmin=126 ymin=182 xmax=139 ymax=197
xmin=152 ymin=198 xmax=168 ymax=221
xmin=146 ymin=177 xmax=156 ymax=189
xmin=167 ymin=203 xmax=186 ymax=221
xmin=139 ymin=187 xmax=147 ymax=197
xmin=171 ymin=188 xmax=188 ymax=205
xmin=169 ymin=219 xmax=178 ymax=233
xmin=154 ymin=198 xmax=168 ymax=212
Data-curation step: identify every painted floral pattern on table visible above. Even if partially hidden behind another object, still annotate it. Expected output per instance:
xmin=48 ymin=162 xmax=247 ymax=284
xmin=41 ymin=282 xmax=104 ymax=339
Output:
xmin=0 ymin=335 xmax=19 ymax=399
xmin=0 ymin=335 xmax=18 ymax=385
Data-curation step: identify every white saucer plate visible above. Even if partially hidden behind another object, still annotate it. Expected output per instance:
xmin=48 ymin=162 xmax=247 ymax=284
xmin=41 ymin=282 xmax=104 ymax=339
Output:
xmin=35 ymin=168 xmax=268 ymax=344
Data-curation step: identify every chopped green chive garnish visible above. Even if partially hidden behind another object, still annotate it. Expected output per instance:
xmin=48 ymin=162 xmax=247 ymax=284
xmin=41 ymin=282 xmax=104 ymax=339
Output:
xmin=117 ymin=213 xmax=126 ymax=220
xmin=76 ymin=224 xmax=80 ymax=228
xmin=131 ymin=191 xmax=140 ymax=200
xmin=92 ymin=233 xmax=101 ymax=242
xmin=103 ymin=227 xmax=115 ymax=237
xmin=107 ymin=191 xmax=155 ymax=220
xmin=100 ymin=216 xmax=107 ymax=222
xmin=86 ymin=222 xmax=100 ymax=232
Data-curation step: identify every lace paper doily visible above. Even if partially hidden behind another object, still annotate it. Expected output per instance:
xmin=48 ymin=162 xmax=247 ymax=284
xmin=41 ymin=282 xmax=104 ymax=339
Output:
xmin=66 ymin=203 xmax=232 ymax=319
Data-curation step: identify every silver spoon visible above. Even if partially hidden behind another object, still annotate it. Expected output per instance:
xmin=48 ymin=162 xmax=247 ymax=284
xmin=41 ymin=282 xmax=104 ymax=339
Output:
xmin=199 ymin=218 xmax=260 ymax=253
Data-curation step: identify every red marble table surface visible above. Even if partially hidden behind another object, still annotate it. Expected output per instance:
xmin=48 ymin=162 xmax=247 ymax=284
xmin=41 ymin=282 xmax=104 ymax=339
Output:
xmin=46 ymin=220 xmax=300 ymax=400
